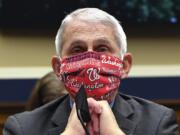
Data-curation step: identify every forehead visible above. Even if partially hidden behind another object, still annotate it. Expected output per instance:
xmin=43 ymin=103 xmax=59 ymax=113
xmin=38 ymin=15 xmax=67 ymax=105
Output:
xmin=62 ymin=20 xmax=116 ymax=42
xmin=59 ymin=19 xmax=121 ymax=58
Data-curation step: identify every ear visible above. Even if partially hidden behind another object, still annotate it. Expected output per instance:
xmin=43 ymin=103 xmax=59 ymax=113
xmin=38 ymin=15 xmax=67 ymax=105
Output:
xmin=51 ymin=56 xmax=61 ymax=77
xmin=122 ymin=53 xmax=133 ymax=79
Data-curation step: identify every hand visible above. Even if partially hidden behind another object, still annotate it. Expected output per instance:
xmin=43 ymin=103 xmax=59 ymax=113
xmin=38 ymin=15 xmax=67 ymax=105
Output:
xmin=61 ymin=103 xmax=85 ymax=135
xmin=98 ymin=100 xmax=125 ymax=135
xmin=86 ymin=98 xmax=102 ymax=135
xmin=87 ymin=98 xmax=125 ymax=135
xmin=61 ymin=98 xmax=125 ymax=135
xmin=61 ymin=98 xmax=102 ymax=135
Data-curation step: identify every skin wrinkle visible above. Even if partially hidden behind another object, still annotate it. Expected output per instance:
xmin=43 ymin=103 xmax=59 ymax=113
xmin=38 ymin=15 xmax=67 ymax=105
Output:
xmin=61 ymin=20 xmax=121 ymax=58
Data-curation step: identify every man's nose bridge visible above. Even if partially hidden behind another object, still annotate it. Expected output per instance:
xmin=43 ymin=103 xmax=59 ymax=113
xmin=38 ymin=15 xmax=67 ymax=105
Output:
xmin=86 ymin=40 xmax=94 ymax=52
xmin=87 ymin=45 xmax=93 ymax=52
xmin=87 ymin=48 xmax=93 ymax=52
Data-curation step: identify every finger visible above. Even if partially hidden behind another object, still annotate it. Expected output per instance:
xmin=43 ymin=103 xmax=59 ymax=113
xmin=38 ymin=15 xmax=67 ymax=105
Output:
xmin=91 ymin=113 xmax=100 ymax=135
xmin=98 ymin=100 xmax=111 ymax=112
xmin=87 ymin=121 xmax=94 ymax=135
xmin=65 ymin=103 xmax=86 ymax=135
xmin=99 ymin=100 xmax=109 ymax=107
xmin=87 ymin=98 xmax=102 ymax=114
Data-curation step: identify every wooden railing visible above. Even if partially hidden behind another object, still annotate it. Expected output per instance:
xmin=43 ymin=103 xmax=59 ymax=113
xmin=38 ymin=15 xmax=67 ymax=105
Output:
xmin=0 ymin=100 xmax=180 ymax=135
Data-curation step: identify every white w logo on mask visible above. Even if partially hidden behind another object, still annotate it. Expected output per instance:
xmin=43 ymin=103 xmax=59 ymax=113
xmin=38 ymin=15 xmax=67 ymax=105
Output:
xmin=87 ymin=68 xmax=100 ymax=82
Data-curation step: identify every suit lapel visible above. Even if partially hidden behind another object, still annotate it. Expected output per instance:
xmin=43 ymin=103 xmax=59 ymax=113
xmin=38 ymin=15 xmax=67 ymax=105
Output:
xmin=112 ymin=94 xmax=137 ymax=135
xmin=48 ymin=96 xmax=71 ymax=135
xmin=48 ymin=94 xmax=137 ymax=135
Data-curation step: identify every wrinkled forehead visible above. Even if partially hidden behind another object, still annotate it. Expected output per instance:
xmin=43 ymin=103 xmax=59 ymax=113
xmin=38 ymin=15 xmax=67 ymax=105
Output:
xmin=64 ymin=20 xmax=114 ymax=35
xmin=60 ymin=19 xmax=117 ymax=49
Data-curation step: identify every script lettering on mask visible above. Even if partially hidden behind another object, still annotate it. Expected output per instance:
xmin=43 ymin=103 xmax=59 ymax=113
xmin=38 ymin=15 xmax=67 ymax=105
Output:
xmin=101 ymin=55 xmax=122 ymax=67
xmin=101 ymin=67 xmax=120 ymax=74
xmin=100 ymin=90 xmax=115 ymax=100
xmin=108 ymin=76 xmax=119 ymax=83
xmin=87 ymin=68 xmax=100 ymax=82
xmin=85 ymin=82 xmax=104 ymax=90
xmin=66 ymin=76 xmax=81 ymax=88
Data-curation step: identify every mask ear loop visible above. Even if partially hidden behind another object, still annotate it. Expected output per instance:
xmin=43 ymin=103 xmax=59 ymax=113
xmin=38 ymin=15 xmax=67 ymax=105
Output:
xmin=75 ymin=85 xmax=91 ymax=135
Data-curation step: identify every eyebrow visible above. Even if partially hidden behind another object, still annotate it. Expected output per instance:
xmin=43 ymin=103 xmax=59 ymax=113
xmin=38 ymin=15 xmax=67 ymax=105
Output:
xmin=70 ymin=40 xmax=86 ymax=47
xmin=69 ymin=37 xmax=112 ymax=49
xmin=93 ymin=38 xmax=111 ymax=45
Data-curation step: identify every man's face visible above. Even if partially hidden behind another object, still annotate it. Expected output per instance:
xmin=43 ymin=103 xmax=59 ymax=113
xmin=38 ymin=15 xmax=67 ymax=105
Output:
xmin=60 ymin=20 xmax=121 ymax=58
xmin=52 ymin=19 xmax=132 ymax=101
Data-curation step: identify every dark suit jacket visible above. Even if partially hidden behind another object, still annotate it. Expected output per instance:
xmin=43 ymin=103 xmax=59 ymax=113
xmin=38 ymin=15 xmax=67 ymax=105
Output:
xmin=3 ymin=93 xmax=180 ymax=135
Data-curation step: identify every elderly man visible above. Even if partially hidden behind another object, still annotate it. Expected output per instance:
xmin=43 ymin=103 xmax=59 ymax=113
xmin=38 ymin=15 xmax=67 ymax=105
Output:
xmin=3 ymin=8 xmax=180 ymax=135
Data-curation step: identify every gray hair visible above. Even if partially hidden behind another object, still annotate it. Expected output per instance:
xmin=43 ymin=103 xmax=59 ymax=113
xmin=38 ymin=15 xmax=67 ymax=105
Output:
xmin=55 ymin=8 xmax=127 ymax=58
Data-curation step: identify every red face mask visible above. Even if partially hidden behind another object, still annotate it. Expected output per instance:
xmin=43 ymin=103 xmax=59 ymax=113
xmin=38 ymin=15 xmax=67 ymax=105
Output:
xmin=59 ymin=51 xmax=123 ymax=102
